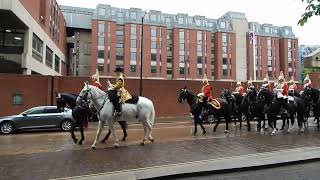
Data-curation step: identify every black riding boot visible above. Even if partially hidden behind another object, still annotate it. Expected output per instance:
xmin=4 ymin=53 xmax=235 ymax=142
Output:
xmin=108 ymin=90 xmax=121 ymax=117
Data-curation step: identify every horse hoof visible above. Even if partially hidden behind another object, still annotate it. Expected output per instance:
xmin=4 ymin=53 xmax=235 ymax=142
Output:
xmin=224 ymin=130 xmax=229 ymax=133
xmin=203 ymin=131 xmax=206 ymax=135
xmin=78 ymin=141 xmax=83 ymax=145
xmin=100 ymin=140 xmax=106 ymax=144
xmin=193 ymin=132 xmax=197 ymax=136
xmin=149 ymin=138 xmax=155 ymax=143
xmin=91 ymin=146 xmax=96 ymax=150
xmin=73 ymin=139 xmax=78 ymax=144
xmin=140 ymin=142 xmax=145 ymax=146
xmin=114 ymin=144 xmax=119 ymax=148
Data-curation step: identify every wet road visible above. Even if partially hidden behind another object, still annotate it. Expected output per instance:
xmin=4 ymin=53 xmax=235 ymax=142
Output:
xmin=173 ymin=161 xmax=320 ymax=180
xmin=1 ymin=119 xmax=320 ymax=180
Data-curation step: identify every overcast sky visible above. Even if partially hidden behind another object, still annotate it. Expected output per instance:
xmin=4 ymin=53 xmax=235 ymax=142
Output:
xmin=57 ymin=0 xmax=320 ymax=45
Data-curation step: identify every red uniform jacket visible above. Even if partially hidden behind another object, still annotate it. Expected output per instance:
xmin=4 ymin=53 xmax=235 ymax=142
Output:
xmin=236 ymin=86 xmax=244 ymax=96
xmin=202 ymin=84 xmax=213 ymax=100
xmin=92 ymin=82 xmax=102 ymax=90
xmin=282 ymin=83 xmax=289 ymax=96
xmin=290 ymin=84 xmax=298 ymax=92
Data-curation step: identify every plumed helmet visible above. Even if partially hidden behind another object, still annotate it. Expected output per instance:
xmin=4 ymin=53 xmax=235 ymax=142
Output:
xmin=114 ymin=67 xmax=124 ymax=73
xmin=278 ymin=71 xmax=285 ymax=82
xmin=236 ymin=81 xmax=241 ymax=86
xmin=202 ymin=74 xmax=209 ymax=84
xmin=304 ymin=74 xmax=310 ymax=83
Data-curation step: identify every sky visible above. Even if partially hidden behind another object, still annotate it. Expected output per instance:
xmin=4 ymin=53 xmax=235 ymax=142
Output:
xmin=57 ymin=0 xmax=320 ymax=45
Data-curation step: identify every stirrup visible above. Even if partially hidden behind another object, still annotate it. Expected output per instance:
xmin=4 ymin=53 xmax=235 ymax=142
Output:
xmin=113 ymin=111 xmax=122 ymax=117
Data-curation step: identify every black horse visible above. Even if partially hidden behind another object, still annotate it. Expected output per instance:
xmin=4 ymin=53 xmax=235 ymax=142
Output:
xmin=221 ymin=89 xmax=246 ymax=129
xmin=302 ymin=87 xmax=320 ymax=128
xmin=56 ymin=92 xmax=128 ymax=144
xmin=286 ymin=91 xmax=306 ymax=133
xmin=178 ymin=88 xmax=206 ymax=135
xmin=257 ymin=89 xmax=288 ymax=135
xmin=197 ymin=93 xmax=232 ymax=133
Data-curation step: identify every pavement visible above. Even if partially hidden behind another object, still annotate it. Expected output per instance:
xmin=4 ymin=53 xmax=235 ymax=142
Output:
xmin=1 ymin=118 xmax=320 ymax=180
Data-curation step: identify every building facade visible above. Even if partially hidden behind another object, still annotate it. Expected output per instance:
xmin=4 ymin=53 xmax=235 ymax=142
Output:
xmin=0 ymin=0 xmax=67 ymax=75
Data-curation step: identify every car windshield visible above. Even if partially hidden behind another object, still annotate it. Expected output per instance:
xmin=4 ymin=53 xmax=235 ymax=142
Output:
xmin=21 ymin=107 xmax=44 ymax=115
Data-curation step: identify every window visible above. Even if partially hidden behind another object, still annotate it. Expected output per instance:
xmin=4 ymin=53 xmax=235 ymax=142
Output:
xmin=197 ymin=68 xmax=203 ymax=76
xmin=179 ymin=55 xmax=184 ymax=63
xmin=98 ymin=37 xmax=104 ymax=46
xmin=197 ymin=45 xmax=202 ymax=52
xmin=265 ymin=27 xmax=270 ymax=33
xmin=222 ymin=47 xmax=227 ymax=54
xmin=45 ymin=46 xmax=53 ymax=68
xmin=98 ymin=22 xmax=105 ymax=33
xmin=179 ymin=31 xmax=184 ymax=39
xmin=54 ymin=55 xmax=60 ymax=72
xmin=44 ymin=108 xmax=59 ymax=113
xmin=131 ymin=12 xmax=137 ymax=20
xmin=267 ymin=38 xmax=272 ymax=47
xmin=130 ymin=65 xmax=136 ymax=72
xmin=179 ymin=43 xmax=184 ymax=50
xmin=131 ymin=52 xmax=136 ymax=60
xmin=178 ymin=17 xmax=184 ymax=24
xmin=131 ymin=39 xmax=136 ymax=48
xmin=222 ymin=33 xmax=227 ymax=43
xmin=12 ymin=93 xmax=22 ymax=106
xmin=179 ymin=67 xmax=185 ymax=74
xmin=220 ymin=21 xmax=226 ymax=28
xmin=32 ymin=34 xmax=43 ymax=62
xmin=131 ymin=25 xmax=136 ymax=35
xmin=223 ymin=69 xmax=228 ymax=76
xmin=151 ymin=66 xmax=157 ymax=73
xmin=151 ymin=27 xmax=157 ymax=37
xmin=151 ymin=41 xmax=157 ymax=49
xmin=98 ymin=50 xmax=104 ymax=59
xmin=99 ymin=8 xmax=105 ymax=16
xmin=151 ymin=53 xmax=157 ymax=61
xmin=151 ymin=14 xmax=157 ymax=21
xmin=223 ymin=58 xmax=227 ymax=65
xmin=268 ymin=49 xmax=272 ymax=57
xmin=197 ymin=56 xmax=202 ymax=63
xmin=196 ymin=19 xmax=201 ymax=26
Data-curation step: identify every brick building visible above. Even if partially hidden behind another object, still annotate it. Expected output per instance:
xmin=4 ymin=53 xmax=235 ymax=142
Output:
xmin=0 ymin=0 xmax=67 ymax=75
xmin=60 ymin=5 xmax=299 ymax=81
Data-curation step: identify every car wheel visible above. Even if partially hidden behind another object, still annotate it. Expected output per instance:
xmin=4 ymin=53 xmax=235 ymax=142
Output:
xmin=61 ymin=120 xmax=73 ymax=131
xmin=0 ymin=121 xmax=15 ymax=134
xmin=309 ymin=110 xmax=314 ymax=117
xmin=207 ymin=115 xmax=216 ymax=123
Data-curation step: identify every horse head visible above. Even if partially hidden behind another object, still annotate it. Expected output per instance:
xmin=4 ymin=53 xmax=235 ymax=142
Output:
xmin=55 ymin=92 xmax=66 ymax=113
xmin=178 ymin=87 xmax=189 ymax=103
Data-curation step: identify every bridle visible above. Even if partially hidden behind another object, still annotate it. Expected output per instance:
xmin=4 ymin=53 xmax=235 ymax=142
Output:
xmin=78 ymin=86 xmax=108 ymax=115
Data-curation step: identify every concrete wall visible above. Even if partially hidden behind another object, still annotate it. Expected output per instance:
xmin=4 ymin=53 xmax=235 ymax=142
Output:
xmin=0 ymin=0 xmax=67 ymax=75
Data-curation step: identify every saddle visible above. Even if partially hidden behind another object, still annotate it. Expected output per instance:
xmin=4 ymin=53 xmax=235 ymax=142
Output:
xmin=124 ymin=96 xmax=139 ymax=104
xmin=209 ymin=99 xmax=221 ymax=110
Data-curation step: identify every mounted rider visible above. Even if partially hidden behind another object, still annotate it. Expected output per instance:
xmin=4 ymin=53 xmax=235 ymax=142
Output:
xmin=197 ymin=74 xmax=220 ymax=109
xmin=91 ymin=69 xmax=103 ymax=90
xmin=108 ymin=67 xmax=132 ymax=117
xmin=303 ymin=74 xmax=312 ymax=90
xmin=288 ymin=76 xmax=299 ymax=99
xmin=274 ymin=71 xmax=289 ymax=111
xmin=234 ymin=81 xmax=245 ymax=96
xmin=261 ymin=74 xmax=272 ymax=92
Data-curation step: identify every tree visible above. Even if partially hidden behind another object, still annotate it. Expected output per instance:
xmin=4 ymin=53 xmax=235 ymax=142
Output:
xmin=298 ymin=0 xmax=320 ymax=26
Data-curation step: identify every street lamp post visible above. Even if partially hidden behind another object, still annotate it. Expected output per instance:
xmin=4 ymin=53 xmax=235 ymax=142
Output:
xmin=140 ymin=11 xmax=148 ymax=96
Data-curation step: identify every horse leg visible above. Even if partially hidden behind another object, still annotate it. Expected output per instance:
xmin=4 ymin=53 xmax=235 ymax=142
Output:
xmin=193 ymin=121 xmax=198 ymax=136
xmin=119 ymin=121 xmax=128 ymax=141
xmin=101 ymin=130 xmax=111 ymax=143
xmin=108 ymin=120 xmax=119 ymax=148
xmin=225 ymin=116 xmax=230 ymax=133
xmin=91 ymin=120 xmax=105 ymax=149
xmin=78 ymin=124 xmax=85 ymax=145
xmin=70 ymin=124 xmax=78 ymax=144
xmin=213 ymin=117 xmax=220 ymax=132
xmin=146 ymin=120 xmax=154 ymax=143
xmin=199 ymin=121 xmax=206 ymax=135
xmin=141 ymin=121 xmax=149 ymax=145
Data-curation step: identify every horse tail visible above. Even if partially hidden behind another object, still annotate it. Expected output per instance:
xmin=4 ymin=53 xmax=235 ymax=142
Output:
xmin=149 ymin=102 xmax=155 ymax=127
